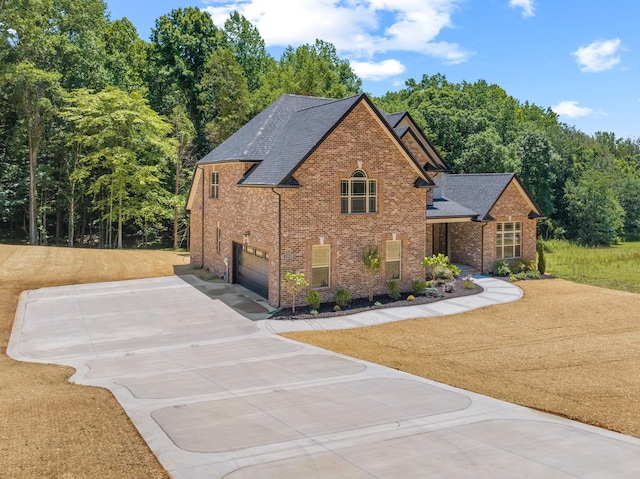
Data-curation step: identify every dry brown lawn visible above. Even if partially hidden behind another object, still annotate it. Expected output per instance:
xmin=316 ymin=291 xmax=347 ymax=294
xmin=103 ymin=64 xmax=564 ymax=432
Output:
xmin=0 ymin=244 xmax=186 ymax=479
xmin=284 ymin=279 xmax=640 ymax=438
xmin=2 ymin=245 xmax=640 ymax=477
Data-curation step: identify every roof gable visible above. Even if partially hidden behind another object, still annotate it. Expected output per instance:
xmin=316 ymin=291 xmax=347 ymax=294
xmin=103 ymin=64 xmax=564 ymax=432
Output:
xmin=441 ymin=173 xmax=544 ymax=221
xmin=240 ymin=94 xmax=364 ymax=186
xmin=198 ymin=93 xmax=432 ymax=188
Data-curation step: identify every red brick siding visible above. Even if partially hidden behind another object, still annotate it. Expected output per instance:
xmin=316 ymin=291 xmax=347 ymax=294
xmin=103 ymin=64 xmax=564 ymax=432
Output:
xmin=190 ymin=162 xmax=281 ymax=305
xmin=190 ymin=101 xmax=432 ymax=308
xmin=278 ymin=101 xmax=427 ymax=306
xmin=449 ymin=222 xmax=483 ymax=269
xmin=483 ymin=181 xmax=538 ymax=272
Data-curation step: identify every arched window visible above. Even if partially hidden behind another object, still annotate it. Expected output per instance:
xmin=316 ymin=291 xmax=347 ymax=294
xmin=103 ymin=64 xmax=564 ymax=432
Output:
xmin=341 ymin=170 xmax=377 ymax=214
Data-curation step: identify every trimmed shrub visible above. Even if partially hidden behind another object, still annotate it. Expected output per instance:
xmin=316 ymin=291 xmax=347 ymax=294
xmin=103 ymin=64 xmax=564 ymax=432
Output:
xmin=537 ymin=239 xmax=546 ymax=275
xmin=333 ymin=305 xmax=341 ymax=311
xmin=462 ymin=278 xmax=475 ymax=289
xmin=411 ymin=279 xmax=426 ymax=296
xmin=407 ymin=294 xmax=415 ymax=301
xmin=305 ymin=289 xmax=321 ymax=310
xmin=387 ymin=280 xmax=400 ymax=299
xmin=334 ymin=287 xmax=352 ymax=308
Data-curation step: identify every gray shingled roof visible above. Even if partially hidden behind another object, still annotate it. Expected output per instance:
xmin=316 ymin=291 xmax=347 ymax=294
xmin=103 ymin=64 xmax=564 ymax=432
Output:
xmin=198 ymin=94 xmax=334 ymax=164
xmin=198 ymin=93 xmax=431 ymax=187
xmin=383 ymin=112 xmax=405 ymax=128
xmin=427 ymin=198 xmax=478 ymax=219
xmin=441 ymin=173 xmax=515 ymax=221
xmin=240 ymin=95 xmax=364 ymax=186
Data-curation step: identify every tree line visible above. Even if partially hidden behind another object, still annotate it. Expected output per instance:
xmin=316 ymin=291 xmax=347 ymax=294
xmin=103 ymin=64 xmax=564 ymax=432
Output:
xmin=1 ymin=1 xmax=637 ymax=248
xmin=376 ymin=75 xmax=640 ymax=245
xmin=0 ymin=1 xmax=360 ymax=248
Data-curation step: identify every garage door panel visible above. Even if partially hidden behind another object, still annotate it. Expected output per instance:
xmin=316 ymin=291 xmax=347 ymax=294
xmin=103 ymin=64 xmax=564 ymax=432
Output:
xmin=234 ymin=242 xmax=269 ymax=298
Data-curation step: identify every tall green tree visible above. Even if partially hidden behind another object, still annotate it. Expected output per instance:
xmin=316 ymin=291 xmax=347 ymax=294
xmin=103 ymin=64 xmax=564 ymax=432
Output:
xmin=564 ymin=169 xmax=625 ymax=246
xmin=223 ymin=11 xmax=272 ymax=93
xmin=453 ymin=127 xmax=517 ymax=173
xmin=516 ymin=126 xmax=558 ymax=216
xmin=253 ymin=39 xmax=361 ymax=110
xmin=168 ymin=105 xmax=196 ymax=250
xmin=63 ymin=87 xmax=176 ymax=248
xmin=104 ymin=18 xmax=147 ymax=92
xmin=200 ymin=48 xmax=250 ymax=147
xmin=147 ymin=7 xmax=226 ymax=154
xmin=5 ymin=61 xmax=62 ymax=244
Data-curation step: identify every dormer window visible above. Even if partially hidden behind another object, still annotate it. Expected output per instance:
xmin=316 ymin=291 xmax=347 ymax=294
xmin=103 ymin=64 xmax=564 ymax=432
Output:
xmin=341 ymin=169 xmax=377 ymax=214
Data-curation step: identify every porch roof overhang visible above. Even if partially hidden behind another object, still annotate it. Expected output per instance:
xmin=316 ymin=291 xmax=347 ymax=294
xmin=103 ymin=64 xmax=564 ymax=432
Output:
xmin=427 ymin=198 xmax=478 ymax=223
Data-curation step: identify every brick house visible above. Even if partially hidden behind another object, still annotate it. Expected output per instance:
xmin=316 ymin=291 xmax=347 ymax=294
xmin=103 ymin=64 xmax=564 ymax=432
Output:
xmin=187 ymin=93 xmax=544 ymax=308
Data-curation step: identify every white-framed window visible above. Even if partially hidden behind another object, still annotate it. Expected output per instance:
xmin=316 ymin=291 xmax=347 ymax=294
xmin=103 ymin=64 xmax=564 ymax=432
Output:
xmin=341 ymin=169 xmax=377 ymax=214
xmin=216 ymin=227 xmax=221 ymax=253
xmin=210 ymin=171 xmax=219 ymax=198
xmin=311 ymin=244 xmax=330 ymax=289
xmin=386 ymin=240 xmax=401 ymax=280
xmin=496 ymin=222 xmax=522 ymax=259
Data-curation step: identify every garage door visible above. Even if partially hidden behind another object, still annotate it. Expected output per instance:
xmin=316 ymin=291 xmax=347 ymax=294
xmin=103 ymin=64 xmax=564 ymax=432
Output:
xmin=233 ymin=242 xmax=269 ymax=299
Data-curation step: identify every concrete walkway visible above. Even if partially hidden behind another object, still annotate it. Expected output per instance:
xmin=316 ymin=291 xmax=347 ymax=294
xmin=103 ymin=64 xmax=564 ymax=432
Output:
xmin=8 ymin=275 xmax=640 ymax=478
xmin=262 ymin=276 xmax=522 ymax=333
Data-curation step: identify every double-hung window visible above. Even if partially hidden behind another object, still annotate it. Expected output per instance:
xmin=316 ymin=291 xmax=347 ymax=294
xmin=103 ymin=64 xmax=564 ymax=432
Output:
xmin=386 ymin=240 xmax=401 ymax=280
xmin=341 ymin=170 xmax=377 ymax=214
xmin=311 ymin=244 xmax=330 ymax=288
xmin=496 ymin=222 xmax=521 ymax=259
xmin=210 ymin=171 xmax=219 ymax=198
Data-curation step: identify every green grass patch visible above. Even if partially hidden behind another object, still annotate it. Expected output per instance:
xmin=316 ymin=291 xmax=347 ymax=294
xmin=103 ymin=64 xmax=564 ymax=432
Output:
xmin=544 ymin=239 xmax=640 ymax=293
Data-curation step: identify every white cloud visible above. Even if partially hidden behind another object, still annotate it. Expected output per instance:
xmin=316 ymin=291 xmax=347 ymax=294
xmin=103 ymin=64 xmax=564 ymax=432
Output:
xmin=551 ymin=101 xmax=593 ymax=118
xmin=203 ymin=0 xmax=471 ymax=65
xmin=572 ymin=39 xmax=622 ymax=72
xmin=350 ymin=58 xmax=406 ymax=81
xmin=509 ymin=0 xmax=535 ymax=18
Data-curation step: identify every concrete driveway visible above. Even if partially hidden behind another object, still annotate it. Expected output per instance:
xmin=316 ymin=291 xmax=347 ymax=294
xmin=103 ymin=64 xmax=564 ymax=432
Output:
xmin=8 ymin=275 xmax=640 ymax=478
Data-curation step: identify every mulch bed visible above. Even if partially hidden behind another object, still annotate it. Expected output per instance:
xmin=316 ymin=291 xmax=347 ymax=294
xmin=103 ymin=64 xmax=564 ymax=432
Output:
xmin=272 ymin=277 xmax=483 ymax=320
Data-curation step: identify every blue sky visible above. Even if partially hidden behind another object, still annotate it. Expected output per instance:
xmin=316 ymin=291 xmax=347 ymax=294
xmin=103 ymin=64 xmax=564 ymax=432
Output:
xmin=106 ymin=0 xmax=640 ymax=139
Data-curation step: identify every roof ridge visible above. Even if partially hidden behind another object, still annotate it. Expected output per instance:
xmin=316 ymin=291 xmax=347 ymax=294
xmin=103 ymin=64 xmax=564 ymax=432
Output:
xmin=293 ymin=93 xmax=365 ymax=114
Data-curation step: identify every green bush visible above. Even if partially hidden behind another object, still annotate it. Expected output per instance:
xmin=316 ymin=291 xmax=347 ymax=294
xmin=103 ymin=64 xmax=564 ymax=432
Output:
xmin=449 ymin=264 xmax=462 ymax=278
xmin=411 ymin=279 xmax=426 ymax=296
xmin=334 ymin=287 xmax=352 ymax=308
xmin=434 ymin=265 xmax=455 ymax=281
xmin=462 ymin=278 xmax=475 ymax=289
xmin=537 ymin=239 xmax=546 ymax=275
xmin=526 ymin=270 xmax=541 ymax=279
xmin=333 ymin=304 xmax=341 ymax=311
xmin=305 ymin=289 xmax=321 ymax=310
xmin=493 ymin=260 xmax=512 ymax=276
xmin=387 ymin=280 xmax=400 ymax=299
xmin=407 ymin=294 xmax=415 ymax=301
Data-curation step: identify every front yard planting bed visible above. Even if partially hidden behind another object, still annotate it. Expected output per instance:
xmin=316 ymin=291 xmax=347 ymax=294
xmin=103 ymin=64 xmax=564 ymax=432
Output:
xmin=272 ymin=278 xmax=483 ymax=320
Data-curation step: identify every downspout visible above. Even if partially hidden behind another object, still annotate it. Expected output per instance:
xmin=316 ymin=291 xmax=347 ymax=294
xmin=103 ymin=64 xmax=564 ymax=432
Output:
xmin=480 ymin=221 xmax=488 ymax=274
xmin=271 ymin=187 xmax=282 ymax=307
xmin=198 ymin=165 xmax=205 ymax=268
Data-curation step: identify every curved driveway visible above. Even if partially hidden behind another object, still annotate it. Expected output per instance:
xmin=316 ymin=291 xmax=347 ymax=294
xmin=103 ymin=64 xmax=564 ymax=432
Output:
xmin=8 ymin=275 xmax=640 ymax=478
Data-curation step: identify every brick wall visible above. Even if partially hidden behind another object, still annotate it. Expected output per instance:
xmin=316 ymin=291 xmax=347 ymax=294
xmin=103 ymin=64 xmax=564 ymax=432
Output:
xmin=449 ymin=222 xmax=483 ymax=269
xmin=190 ymin=162 xmax=281 ymax=305
xmin=278 ymin=101 xmax=428 ymax=306
xmin=483 ymin=180 xmax=538 ymax=272
xmin=190 ymin=100 xmax=435 ymax=308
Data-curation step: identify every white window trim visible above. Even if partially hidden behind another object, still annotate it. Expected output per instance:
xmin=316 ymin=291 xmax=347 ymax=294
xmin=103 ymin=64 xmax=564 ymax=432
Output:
xmin=496 ymin=221 xmax=522 ymax=259
xmin=385 ymin=240 xmax=401 ymax=280
xmin=341 ymin=169 xmax=377 ymax=214
xmin=210 ymin=171 xmax=219 ymax=199
xmin=311 ymin=244 xmax=331 ymax=289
